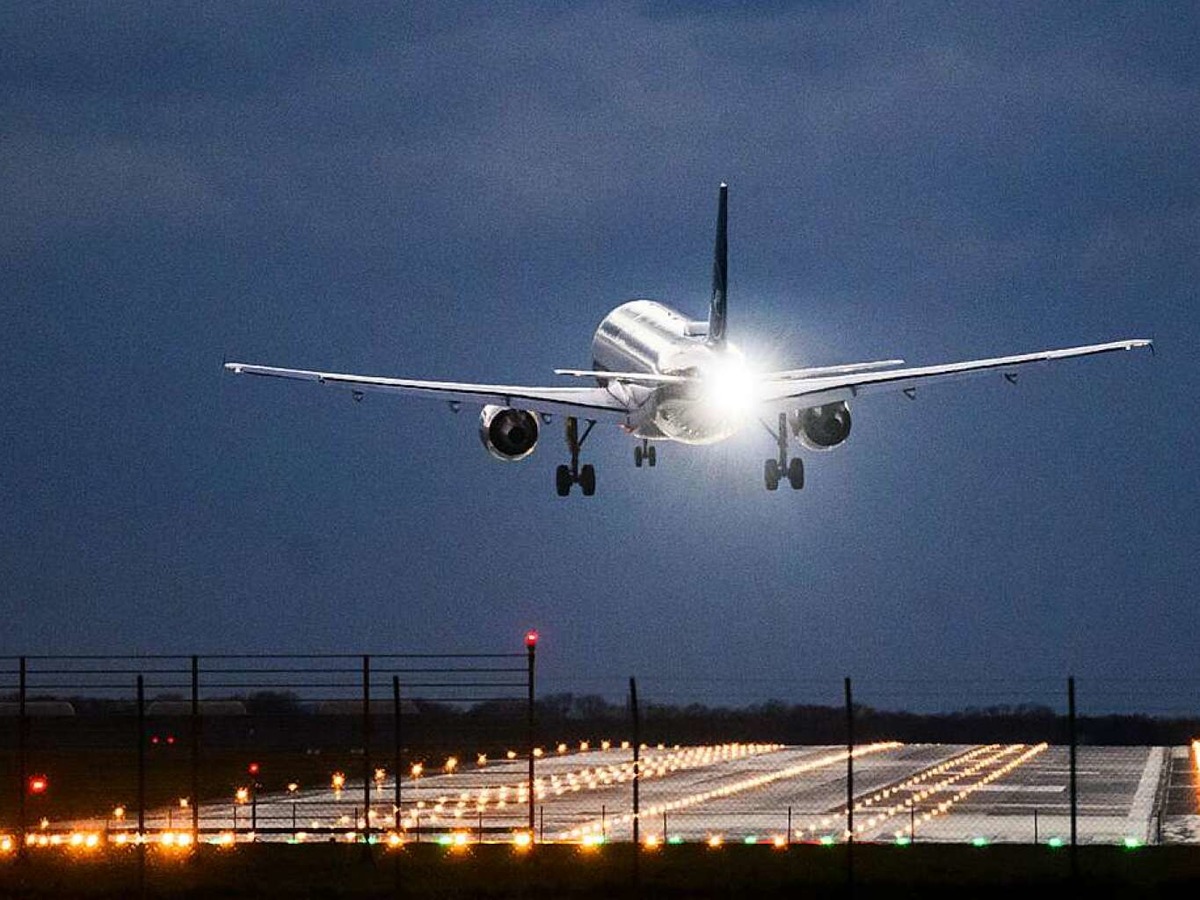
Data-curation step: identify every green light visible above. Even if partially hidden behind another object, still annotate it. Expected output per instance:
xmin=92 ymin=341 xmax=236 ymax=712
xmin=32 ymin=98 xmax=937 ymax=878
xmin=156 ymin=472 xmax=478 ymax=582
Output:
xmin=743 ymin=835 xmax=759 ymax=845
xmin=437 ymin=835 xmax=452 ymax=846
xmin=819 ymin=835 xmax=836 ymax=846
xmin=895 ymin=837 xmax=911 ymax=846
xmin=1123 ymin=837 xmax=1142 ymax=850
xmin=667 ymin=836 xmax=683 ymax=845
xmin=971 ymin=837 xmax=988 ymax=847
xmin=1047 ymin=838 xmax=1064 ymax=849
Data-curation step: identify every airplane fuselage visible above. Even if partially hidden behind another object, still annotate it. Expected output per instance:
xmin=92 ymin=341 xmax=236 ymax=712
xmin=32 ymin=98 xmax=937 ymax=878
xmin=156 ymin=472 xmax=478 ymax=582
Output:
xmin=591 ymin=299 xmax=747 ymax=445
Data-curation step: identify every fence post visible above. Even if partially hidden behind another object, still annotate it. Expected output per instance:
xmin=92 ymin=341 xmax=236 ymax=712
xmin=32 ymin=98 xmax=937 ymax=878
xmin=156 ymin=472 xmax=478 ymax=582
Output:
xmin=191 ymin=655 xmax=200 ymax=841
xmin=526 ymin=632 xmax=537 ymax=839
xmin=1068 ymin=675 xmax=1077 ymax=878
xmin=17 ymin=657 xmax=26 ymax=859
xmin=630 ymin=677 xmax=640 ymax=848
xmin=362 ymin=655 xmax=372 ymax=848
xmin=137 ymin=674 xmax=146 ymax=900
xmin=845 ymin=676 xmax=854 ymax=891
xmin=393 ymin=676 xmax=401 ymax=830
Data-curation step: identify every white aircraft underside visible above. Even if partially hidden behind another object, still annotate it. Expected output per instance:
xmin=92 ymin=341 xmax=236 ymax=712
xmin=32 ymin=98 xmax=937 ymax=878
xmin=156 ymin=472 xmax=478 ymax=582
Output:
xmin=225 ymin=185 xmax=1151 ymax=495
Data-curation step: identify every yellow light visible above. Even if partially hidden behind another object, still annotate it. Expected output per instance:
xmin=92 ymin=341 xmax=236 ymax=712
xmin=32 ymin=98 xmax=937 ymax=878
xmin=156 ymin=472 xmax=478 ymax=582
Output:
xmin=513 ymin=832 xmax=532 ymax=850
xmin=39 ymin=819 xmax=49 ymax=830
xmin=453 ymin=832 xmax=469 ymax=847
xmin=533 ymin=748 xmax=543 ymax=758
xmin=477 ymin=754 xmax=487 ymax=766
xmin=113 ymin=806 xmax=125 ymax=820
xmin=287 ymin=782 xmax=299 ymax=793
xmin=113 ymin=834 xmax=128 ymax=846
xmin=643 ymin=834 xmax=660 ymax=850
xmin=235 ymin=787 xmax=250 ymax=803
xmin=177 ymin=833 xmax=193 ymax=847
xmin=0 ymin=837 xmax=12 ymax=853
xmin=601 ymin=741 xmax=611 ymax=751
xmin=375 ymin=768 xmax=387 ymax=783
xmin=580 ymin=741 xmax=589 ymax=751
xmin=444 ymin=757 xmax=458 ymax=773
xmin=161 ymin=832 xmax=176 ymax=847
xmin=332 ymin=771 xmax=346 ymax=790
xmin=410 ymin=764 xmax=423 ymax=779
xmin=387 ymin=832 xmax=403 ymax=848
xmin=707 ymin=835 xmax=724 ymax=848
xmin=506 ymin=750 xmax=517 ymax=760
xmin=70 ymin=833 xmax=84 ymax=847
xmin=772 ymin=835 xmax=787 ymax=849
xmin=179 ymin=797 xmax=189 ymax=809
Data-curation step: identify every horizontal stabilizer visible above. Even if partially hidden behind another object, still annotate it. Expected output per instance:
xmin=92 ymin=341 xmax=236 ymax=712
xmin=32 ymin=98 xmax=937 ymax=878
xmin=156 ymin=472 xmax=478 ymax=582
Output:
xmin=765 ymin=359 xmax=906 ymax=380
xmin=554 ymin=369 xmax=691 ymax=385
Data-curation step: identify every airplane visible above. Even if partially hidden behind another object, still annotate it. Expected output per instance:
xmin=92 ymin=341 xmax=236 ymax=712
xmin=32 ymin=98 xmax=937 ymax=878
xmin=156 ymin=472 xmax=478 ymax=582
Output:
xmin=225 ymin=184 xmax=1151 ymax=496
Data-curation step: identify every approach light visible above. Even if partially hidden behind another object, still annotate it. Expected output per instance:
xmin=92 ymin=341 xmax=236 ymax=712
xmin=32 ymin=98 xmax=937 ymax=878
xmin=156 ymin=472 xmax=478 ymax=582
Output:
xmin=332 ymin=772 xmax=346 ymax=790
xmin=113 ymin=806 xmax=126 ymax=821
xmin=179 ymin=798 xmax=189 ymax=809
xmin=513 ymin=832 xmax=532 ymax=850
xmin=235 ymin=787 xmax=250 ymax=804
xmin=525 ymin=630 xmax=539 ymax=648
xmin=27 ymin=775 xmax=48 ymax=795
xmin=444 ymin=757 xmax=458 ymax=773
xmin=287 ymin=782 xmax=299 ymax=793
xmin=410 ymin=763 xmax=423 ymax=779
xmin=247 ymin=762 xmax=260 ymax=776
xmin=707 ymin=835 xmax=723 ymax=849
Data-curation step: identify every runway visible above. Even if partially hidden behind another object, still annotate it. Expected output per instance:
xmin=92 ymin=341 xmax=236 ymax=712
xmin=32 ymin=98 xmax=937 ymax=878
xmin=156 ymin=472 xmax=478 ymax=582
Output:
xmin=67 ymin=742 xmax=1199 ymax=846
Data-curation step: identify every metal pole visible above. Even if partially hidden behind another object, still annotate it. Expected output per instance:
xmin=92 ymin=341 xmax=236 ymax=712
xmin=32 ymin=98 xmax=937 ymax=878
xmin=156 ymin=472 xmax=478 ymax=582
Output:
xmin=17 ymin=657 xmax=26 ymax=858
xmin=1034 ymin=808 xmax=1039 ymax=845
xmin=1068 ymin=676 xmax=1077 ymax=877
xmin=630 ymin=677 xmax=640 ymax=848
xmin=845 ymin=676 xmax=854 ymax=890
xmin=363 ymin=655 xmax=372 ymax=845
xmin=191 ymin=655 xmax=200 ymax=840
xmin=527 ymin=637 xmax=536 ymax=838
xmin=137 ymin=675 xmax=146 ymax=838
xmin=137 ymin=675 xmax=146 ymax=900
xmin=787 ymin=806 xmax=792 ymax=846
xmin=393 ymin=676 xmax=401 ymax=829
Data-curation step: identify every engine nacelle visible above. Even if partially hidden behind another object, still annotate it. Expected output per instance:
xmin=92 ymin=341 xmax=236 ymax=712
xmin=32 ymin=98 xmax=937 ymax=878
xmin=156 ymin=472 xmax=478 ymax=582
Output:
xmin=791 ymin=402 xmax=851 ymax=451
xmin=478 ymin=405 xmax=539 ymax=461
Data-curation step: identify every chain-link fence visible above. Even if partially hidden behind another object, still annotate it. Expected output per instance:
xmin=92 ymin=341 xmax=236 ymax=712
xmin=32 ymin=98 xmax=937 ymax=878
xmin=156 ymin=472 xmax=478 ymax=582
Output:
xmin=2 ymin=656 xmax=1198 ymax=863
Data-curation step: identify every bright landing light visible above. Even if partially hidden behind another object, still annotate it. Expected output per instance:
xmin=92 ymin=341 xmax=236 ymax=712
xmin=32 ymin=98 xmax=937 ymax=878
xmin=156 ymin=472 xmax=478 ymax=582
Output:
xmin=701 ymin=355 xmax=762 ymax=417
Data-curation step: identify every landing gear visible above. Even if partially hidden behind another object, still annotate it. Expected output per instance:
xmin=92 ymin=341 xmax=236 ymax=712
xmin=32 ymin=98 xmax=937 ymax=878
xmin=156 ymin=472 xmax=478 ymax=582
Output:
xmin=634 ymin=440 xmax=657 ymax=469
xmin=555 ymin=417 xmax=597 ymax=496
xmin=761 ymin=413 xmax=804 ymax=491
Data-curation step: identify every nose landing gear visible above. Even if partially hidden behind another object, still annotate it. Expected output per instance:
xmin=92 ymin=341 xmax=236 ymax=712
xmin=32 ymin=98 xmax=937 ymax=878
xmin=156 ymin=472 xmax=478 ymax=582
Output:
xmin=555 ymin=416 xmax=597 ymax=496
xmin=633 ymin=439 xmax=657 ymax=469
xmin=762 ymin=413 xmax=804 ymax=491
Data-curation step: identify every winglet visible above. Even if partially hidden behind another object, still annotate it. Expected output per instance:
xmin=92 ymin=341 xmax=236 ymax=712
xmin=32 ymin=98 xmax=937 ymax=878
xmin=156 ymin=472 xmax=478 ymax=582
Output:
xmin=707 ymin=183 xmax=728 ymax=346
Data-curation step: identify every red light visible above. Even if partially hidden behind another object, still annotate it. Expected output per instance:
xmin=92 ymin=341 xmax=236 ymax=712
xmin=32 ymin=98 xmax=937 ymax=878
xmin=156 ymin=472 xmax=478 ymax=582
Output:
xmin=248 ymin=762 xmax=260 ymax=776
xmin=166 ymin=735 xmax=176 ymax=745
xmin=151 ymin=735 xmax=160 ymax=745
xmin=28 ymin=775 xmax=48 ymax=795
xmin=525 ymin=630 xmax=539 ymax=648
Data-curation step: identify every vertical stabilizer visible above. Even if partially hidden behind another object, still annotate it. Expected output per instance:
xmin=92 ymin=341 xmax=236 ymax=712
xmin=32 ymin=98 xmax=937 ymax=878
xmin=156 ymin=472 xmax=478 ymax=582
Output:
xmin=707 ymin=183 xmax=728 ymax=346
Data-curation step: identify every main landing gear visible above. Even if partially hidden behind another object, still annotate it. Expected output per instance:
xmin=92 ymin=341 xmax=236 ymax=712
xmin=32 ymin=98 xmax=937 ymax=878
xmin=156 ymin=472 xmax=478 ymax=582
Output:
xmin=633 ymin=439 xmax=657 ymax=468
xmin=556 ymin=416 xmax=596 ymax=497
xmin=762 ymin=412 xmax=804 ymax=491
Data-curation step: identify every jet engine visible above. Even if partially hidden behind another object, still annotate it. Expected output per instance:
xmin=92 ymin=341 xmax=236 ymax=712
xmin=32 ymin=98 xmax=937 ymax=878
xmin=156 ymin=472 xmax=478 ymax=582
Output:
xmin=478 ymin=405 xmax=539 ymax=461
xmin=791 ymin=402 xmax=851 ymax=451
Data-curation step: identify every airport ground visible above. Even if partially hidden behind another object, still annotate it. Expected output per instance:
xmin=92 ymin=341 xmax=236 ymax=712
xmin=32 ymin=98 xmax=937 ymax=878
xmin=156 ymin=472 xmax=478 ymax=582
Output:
xmin=3 ymin=842 xmax=1200 ymax=898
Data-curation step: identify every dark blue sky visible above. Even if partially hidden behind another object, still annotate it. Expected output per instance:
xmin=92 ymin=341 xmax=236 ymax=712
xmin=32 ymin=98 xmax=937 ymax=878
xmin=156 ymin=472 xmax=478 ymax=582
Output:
xmin=2 ymin=2 xmax=1196 ymax=713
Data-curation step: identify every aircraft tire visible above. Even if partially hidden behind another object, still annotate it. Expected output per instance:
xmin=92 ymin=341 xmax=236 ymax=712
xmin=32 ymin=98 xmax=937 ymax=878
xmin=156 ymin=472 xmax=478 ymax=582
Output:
xmin=634 ymin=445 xmax=643 ymax=468
xmin=555 ymin=465 xmax=572 ymax=497
xmin=647 ymin=446 xmax=657 ymax=467
xmin=787 ymin=457 xmax=805 ymax=490
xmin=764 ymin=459 xmax=780 ymax=491
xmin=580 ymin=464 xmax=596 ymax=496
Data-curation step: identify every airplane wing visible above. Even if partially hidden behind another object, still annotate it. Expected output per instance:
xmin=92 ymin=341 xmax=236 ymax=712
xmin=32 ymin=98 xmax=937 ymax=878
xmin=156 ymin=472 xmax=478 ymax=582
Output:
xmin=757 ymin=340 xmax=1152 ymax=408
xmin=223 ymin=363 xmax=632 ymax=420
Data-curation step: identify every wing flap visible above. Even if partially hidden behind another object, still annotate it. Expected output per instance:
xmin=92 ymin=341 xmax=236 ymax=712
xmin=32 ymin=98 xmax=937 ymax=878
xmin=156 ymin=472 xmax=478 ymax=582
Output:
xmin=758 ymin=340 xmax=1152 ymax=408
xmin=224 ymin=363 xmax=631 ymax=419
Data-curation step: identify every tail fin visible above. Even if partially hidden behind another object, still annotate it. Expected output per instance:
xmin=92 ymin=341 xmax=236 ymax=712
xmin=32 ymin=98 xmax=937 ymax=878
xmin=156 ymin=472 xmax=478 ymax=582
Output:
xmin=707 ymin=183 xmax=728 ymax=346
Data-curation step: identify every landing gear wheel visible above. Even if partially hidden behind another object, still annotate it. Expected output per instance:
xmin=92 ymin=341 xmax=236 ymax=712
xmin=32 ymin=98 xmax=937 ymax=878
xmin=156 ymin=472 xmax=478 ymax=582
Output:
xmin=634 ymin=445 xmax=643 ymax=468
xmin=764 ymin=459 xmax=781 ymax=491
xmin=579 ymin=464 xmax=596 ymax=497
xmin=555 ymin=465 xmax=572 ymax=497
xmin=647 ymin=445 xmax=657 ymax=467
xmin=787 ymin=457 xmax=805 ymax=490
